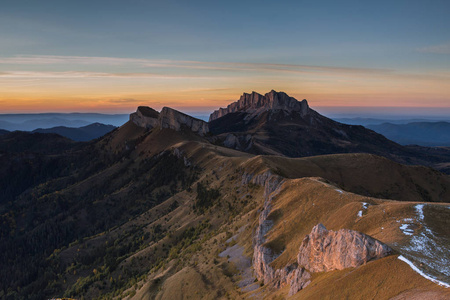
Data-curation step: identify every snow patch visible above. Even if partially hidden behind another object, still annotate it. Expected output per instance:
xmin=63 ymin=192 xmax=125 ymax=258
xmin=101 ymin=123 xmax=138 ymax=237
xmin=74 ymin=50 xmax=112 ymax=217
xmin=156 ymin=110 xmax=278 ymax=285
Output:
xmin=398 ymin=255 xmax=450 ymax=288
xmin=397 ymin=204 xmax=450 ymax=286
xmin=335 ymin=189 xmax=343 ymax=194
xmin=415 ymin=204 xmax=425 ymax=220
xmin=399 ymin=223 xmax=414 ymax=236
xmin=357 ymin=202 xmax=369 ymax=218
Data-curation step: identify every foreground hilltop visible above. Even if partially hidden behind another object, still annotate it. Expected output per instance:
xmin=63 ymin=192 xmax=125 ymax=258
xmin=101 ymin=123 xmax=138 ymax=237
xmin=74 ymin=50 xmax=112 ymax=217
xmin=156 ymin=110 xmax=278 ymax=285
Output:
xmin=1 ymin=90 xmax=450 ymax=299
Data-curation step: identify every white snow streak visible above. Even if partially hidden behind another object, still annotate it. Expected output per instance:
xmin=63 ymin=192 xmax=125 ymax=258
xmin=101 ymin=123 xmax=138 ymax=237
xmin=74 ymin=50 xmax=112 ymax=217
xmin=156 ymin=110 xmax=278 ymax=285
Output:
xmin=398 ymin=255 xmax=450 ymax=288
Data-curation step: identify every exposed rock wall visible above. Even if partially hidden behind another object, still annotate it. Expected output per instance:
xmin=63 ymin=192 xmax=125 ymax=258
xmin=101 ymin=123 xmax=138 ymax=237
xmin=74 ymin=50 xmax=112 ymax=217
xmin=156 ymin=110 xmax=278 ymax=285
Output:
xmin=130 ymin=106 xmax=209 ymax=136
xmin=247 ymin=171 xmax=312 ymax=296
xmin=160 ymin=107 xmax=209 ymax=136
xmin=129 ymin=106 xmax=160 ymax=129
xmin=298 ymin=224 xmax=392 ymax=272
xmin=246 ymin=171 xmax=392 ymax=296
xmin=209 ymin=90 xmax=309 ymax=121
xmin=274 ymin=265 xmax=311 ymax=296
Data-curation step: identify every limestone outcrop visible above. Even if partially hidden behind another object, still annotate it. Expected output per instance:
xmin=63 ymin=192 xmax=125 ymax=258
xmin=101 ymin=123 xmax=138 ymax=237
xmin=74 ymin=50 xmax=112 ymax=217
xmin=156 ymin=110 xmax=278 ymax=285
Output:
xmin=209 ymin=90 xmax=309 ymax=121
xmin=247 ymin=171 xmax=392 ymax=296
xmin=298 ymin=223 xmax=392 ymax=273
xmin=130 ymin=106 xmax=209 ymax=136
xmin=129 ymin=106 xmax=159 ymax=129
xmin=248 ymin=171 xmax=312 ymax=296
xmin=160 ymin=107 xmax=209 ymax=136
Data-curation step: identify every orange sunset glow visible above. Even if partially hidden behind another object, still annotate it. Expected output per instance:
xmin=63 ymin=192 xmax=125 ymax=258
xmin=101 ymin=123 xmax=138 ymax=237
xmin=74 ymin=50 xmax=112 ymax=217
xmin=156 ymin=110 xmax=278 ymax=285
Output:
xmin=1 ymin=56 xmax=449 ymax=113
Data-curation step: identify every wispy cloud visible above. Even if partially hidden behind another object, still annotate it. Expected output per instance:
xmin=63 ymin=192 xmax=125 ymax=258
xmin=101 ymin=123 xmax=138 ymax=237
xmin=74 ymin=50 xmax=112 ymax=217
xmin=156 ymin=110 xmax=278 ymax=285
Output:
xmin=0 ymin=55 xmax=392 ymax=76
xmin=0 ymin=55 xmax=149 ymax=65
xmin=0 ymin=71 xmax=204 ymax=79
xmin=1 ymin=55 xmax=448 ymax=82
xmin=418 ymin=43 xmax=450 ymax=54
xmin=107 ymin=98 xmax=141 ymax=104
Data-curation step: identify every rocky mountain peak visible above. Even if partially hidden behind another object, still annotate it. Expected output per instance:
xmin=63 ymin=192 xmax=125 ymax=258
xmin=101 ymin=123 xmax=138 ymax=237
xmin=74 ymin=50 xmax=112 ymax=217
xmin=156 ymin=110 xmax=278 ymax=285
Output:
xmin=209 ymin=90 xmax=309 ymax=121
xmin=129 ymin=106 xmax=209 ymax=136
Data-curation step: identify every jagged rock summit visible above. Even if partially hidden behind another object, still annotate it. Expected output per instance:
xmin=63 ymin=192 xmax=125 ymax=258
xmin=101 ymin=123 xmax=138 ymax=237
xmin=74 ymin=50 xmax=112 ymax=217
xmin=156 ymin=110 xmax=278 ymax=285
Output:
xmin=298 ymin=224 xmax=392 ymax=273
xmin=209 ymin=90 xmax=309 ymax=121
xmin=130 ymin=106 xmax=209 ymax=136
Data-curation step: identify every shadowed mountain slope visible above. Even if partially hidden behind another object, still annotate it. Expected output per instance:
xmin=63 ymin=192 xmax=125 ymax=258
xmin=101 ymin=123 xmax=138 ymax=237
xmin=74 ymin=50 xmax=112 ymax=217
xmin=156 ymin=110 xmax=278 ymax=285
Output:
xmin=209 ymin=90 xmax=450 ymax=172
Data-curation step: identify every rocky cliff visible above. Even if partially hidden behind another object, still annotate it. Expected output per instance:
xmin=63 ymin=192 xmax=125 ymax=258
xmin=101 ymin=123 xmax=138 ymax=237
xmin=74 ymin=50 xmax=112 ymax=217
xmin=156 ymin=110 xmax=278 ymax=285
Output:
xmin=130 ymin=106 xmax=209 ymax=136
xmin=245 ymin=171 xmax=312 ymax=296
xmin=209 ymin=90 xmax=309 ymax=121
xmin=160 ymin=107 xmax=209 ymax=136
xmin=246 ymin=171 xmax=392 ymax=296
xmin=298 ymin=223 xmax=392 ymax=272
xmin=129 ymin=106 xmax=160 ymax=129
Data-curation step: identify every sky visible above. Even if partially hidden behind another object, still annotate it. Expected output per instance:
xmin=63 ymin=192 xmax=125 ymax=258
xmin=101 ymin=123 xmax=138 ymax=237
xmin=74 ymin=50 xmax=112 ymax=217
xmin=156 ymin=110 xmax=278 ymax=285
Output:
xmin=0 ymin=0 xmax=449 ymax=114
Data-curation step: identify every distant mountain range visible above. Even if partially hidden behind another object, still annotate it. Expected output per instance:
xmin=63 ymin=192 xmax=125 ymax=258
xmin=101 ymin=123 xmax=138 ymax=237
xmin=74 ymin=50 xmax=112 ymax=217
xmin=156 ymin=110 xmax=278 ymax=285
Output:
xmin=0 ymin=113 xmax=128 ymax=131
xmin=333 ymin=117 xmax=450 ymax=126
xmin=33 ymin=123 xmax=117 ymax=141
xmin=0 ymin=123 xmax=116 ymax=141
xmin=366 ymin=122 xmax=450 ymax=146
xmin=2 ymin=111 xmax=448 ymax=146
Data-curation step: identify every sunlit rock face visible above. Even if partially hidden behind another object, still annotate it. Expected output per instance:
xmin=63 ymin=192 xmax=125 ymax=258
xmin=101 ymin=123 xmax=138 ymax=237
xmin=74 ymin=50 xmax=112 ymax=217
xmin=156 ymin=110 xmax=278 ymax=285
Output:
xmin=209 ymin=90 xmax=309 ymax=121
xmin=298 ymin=223 xmax=392 ymax=273
xmin=250 ymin=172 xmax=312 ymax=296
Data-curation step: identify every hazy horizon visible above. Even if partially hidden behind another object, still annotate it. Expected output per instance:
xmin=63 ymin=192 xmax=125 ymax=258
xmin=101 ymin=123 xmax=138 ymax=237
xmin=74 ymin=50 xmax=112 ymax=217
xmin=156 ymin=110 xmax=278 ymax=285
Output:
xmin=1 ymin=104 xmax=449 ymax=131
xmin=2 ymin=104 xmax=450 ymax=119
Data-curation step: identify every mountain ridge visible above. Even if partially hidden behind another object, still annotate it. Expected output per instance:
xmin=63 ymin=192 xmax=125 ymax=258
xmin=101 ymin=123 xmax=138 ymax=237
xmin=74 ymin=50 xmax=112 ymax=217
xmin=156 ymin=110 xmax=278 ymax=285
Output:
xmin=128 ymin=90 xmax=450 ymax=173
xmin=130 ymin=106 xmax=209 ymax=136
xmin=367 ymin=121 xmax=450 ymax=146
xmin=2 ymin=90 xmax=450 ymax=299
xmin=209 ymin=90 xmax=309 ymax=121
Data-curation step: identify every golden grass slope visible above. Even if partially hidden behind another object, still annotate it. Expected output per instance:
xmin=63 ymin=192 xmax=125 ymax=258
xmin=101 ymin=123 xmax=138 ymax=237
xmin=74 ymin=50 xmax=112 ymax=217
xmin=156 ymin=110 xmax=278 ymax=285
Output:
xmin=243 ymin=153 xmax=450 ymax=202
xmin=73 ymin=125 xmax=450 ymax=299
xmin=241 ymin=175 xmax=450 ymax=299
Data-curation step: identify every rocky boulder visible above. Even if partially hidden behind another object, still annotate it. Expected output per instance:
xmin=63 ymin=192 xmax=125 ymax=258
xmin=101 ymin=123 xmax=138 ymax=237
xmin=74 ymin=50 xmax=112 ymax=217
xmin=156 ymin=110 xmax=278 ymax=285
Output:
xmin=209 ymin=90 xmax=309 ymax=121
xmin=298 ymin=224 xmax=392 ymax=272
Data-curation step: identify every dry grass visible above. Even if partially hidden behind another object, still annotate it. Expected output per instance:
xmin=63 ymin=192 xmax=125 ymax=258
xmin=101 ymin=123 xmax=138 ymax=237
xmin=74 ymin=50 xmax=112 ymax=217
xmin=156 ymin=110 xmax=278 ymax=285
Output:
xmin=260 ymin=153 xmax=450 ymax=203
xmin=88 ymin=132 xmax=450 ymax=300
xmin=293 ymin=255 xmax=450 ymax=300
